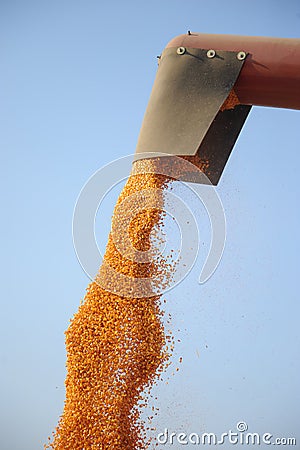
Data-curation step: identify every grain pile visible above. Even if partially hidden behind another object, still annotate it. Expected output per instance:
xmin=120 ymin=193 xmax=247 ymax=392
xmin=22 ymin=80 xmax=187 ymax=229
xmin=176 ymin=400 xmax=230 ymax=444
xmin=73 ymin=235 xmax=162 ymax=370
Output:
xmin=45 ymin=158 xmax=182 ymax=450
xmin=46 ymin=154 xmax=212 ymax=449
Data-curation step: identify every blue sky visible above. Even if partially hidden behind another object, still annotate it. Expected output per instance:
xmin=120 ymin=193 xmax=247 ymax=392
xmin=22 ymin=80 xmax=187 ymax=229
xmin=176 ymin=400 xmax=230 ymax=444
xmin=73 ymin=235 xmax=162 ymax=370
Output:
xmin=1 ymin=1 xmax=300 ymax=449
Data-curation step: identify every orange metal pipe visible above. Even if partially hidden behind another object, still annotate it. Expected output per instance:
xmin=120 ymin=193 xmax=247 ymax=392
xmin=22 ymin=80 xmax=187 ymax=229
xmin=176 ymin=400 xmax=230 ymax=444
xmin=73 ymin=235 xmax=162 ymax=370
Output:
xmin=166 ymin=33 xmax=300 ymax=110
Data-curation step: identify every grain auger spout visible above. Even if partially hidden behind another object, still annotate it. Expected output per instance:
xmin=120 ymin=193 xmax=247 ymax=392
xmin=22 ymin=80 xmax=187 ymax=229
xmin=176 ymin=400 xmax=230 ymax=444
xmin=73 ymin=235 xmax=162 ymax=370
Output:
xmin=134 ymin=32 xmax=300 ymax=184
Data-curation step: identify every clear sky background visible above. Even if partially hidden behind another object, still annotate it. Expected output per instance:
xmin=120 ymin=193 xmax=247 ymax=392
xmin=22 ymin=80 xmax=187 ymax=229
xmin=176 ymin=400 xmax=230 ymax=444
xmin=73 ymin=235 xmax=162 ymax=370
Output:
xmin=1 ymin=1 xmax=300 ymax=449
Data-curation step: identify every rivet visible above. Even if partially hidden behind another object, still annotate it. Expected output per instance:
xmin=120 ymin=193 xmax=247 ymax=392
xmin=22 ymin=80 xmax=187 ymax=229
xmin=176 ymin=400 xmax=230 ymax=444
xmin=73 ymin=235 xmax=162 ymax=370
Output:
xmin=207 ymin=49 xmax=216 ymax=58
xmin=237 ymin=51 xmax=247 ymax=61
xmin=177 ymin=47 xmax=186 ymax=55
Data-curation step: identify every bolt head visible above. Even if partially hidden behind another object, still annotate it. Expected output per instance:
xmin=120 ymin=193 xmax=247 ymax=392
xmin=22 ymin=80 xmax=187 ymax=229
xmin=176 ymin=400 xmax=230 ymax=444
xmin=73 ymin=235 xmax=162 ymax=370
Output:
xmin=237 ymin=51 xmax=247 ymax=61
xmin=207 ymin=49 xmax=216 ymax=58
xmin=177 ymin=47 xmax=186 ymax=55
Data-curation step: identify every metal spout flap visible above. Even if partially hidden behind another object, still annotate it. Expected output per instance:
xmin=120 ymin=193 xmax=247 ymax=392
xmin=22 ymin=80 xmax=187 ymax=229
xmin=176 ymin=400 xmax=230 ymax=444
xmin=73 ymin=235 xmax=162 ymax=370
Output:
xmin=134 ymin=46 xmax=251 ymax=184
